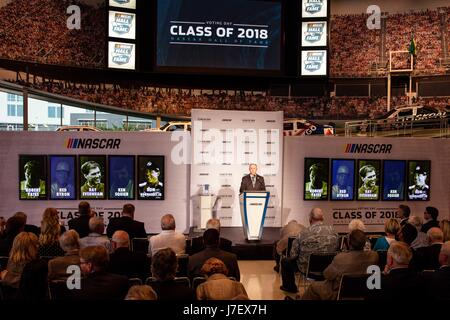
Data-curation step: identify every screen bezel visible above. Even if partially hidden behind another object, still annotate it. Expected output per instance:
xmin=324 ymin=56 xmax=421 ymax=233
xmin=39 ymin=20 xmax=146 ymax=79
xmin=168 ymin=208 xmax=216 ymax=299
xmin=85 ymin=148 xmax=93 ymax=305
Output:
xmin=108 ymin=155 xmax=136 ymax=200
xmin=49 ymin=155 xmax=77 ymax=201
xmin=381 ymin=160 xmax=406 ymax=202
xmin=18 ymin=154 xmax=48 ymax=201
xmin=137 ymin=155 xmax=165 ymax=200
xmin=78 ymin=155 xmax=108 ymax=200
xmin=406 ymin=160 xmax=431 ymax=201
xmin=330 ymin=158 xmax=355 ymax=201
xmin=356 ymin=159 xmax=381 ymax=201
xmin=303 ymin=157 xmax=329 ymax=201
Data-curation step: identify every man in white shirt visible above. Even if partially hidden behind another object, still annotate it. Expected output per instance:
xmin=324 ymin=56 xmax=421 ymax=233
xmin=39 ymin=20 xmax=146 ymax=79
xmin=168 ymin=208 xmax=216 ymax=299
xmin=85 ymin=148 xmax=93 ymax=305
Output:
xmin=149 ymin=214 xmax=186 ymax=256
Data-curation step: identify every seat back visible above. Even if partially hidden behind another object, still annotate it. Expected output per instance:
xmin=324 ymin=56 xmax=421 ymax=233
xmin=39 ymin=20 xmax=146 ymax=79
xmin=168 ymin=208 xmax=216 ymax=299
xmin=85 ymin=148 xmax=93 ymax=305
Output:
xmin=146 ymin=276 xmax=190 ymax=289
xmin=192 ymin=277 xmax=206 ymax=290
xmin=305 ymin=253 xmax=336 ymax=280
xmin=131 ymin=238 xmax=149 ymax=254
xmin=337 ymin=273 xmax=370 ymax=300
xmin=338 ymin=235 xmax=348 ymax=251
xmin=376 ymin=250 xmax=387 ymax=269
xmin=176 ymin=254 xmax=189 ymax=277
xmin=128 ymin=278 xmax=143 ymax=288
xmin=48 ymin=279 xmax=72 ymax=300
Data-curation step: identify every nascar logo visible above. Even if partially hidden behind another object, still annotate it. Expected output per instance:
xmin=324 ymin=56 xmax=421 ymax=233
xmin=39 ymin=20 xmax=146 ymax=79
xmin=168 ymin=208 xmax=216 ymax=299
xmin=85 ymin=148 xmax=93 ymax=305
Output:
xmin=112 ymin=43 xmax=133 ymax=65
xmin=304 ymin=22 xmax=325 ymax=43
xmin=344 ymin=143 xmax=392 ymax=154
xmin=304 ymin=51 xmax=325 ymax=71
xmin=305 ymin=0 xmax=324 ymax=13
xmin=112 ymin=13 xmax=134 ymax=34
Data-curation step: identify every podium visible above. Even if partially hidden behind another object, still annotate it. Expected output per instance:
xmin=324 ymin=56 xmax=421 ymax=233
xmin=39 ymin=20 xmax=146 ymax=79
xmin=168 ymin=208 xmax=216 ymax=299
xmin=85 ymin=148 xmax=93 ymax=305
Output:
xmin=239 ymin=191 xmax=270 ymax=241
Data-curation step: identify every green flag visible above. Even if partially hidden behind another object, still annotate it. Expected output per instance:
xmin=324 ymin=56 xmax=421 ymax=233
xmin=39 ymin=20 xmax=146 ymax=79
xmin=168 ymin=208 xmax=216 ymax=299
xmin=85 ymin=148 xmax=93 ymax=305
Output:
xmin=408 ymin=34 xmax=416 ymax=56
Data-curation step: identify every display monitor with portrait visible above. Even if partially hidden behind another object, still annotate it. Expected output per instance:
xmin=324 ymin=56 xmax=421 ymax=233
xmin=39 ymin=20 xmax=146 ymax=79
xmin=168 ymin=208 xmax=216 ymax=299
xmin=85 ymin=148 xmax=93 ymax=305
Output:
xmin=108 ymin=155 xmax=135 ymax=200
xmin=382 ymin=160 xmax=406 ymax=201
xmin=137 ymin=156 xmax=165 ymax=200
xmin=330 ymin=159 xmax=355 ymax=201
xmin=356 ymin=160 xmax=381 ymax=201
xmin=303 ymin=158 xmax=329 ymax=200
xmin=79 ymin=155 xmax=107 ymax=200
xmin=49 ymin=155 xmax=76 ymax=200
xmin=19 ymin=155 xmax=47 ymax=200
xmin=407 ymin=160 xmax=431 ymax=201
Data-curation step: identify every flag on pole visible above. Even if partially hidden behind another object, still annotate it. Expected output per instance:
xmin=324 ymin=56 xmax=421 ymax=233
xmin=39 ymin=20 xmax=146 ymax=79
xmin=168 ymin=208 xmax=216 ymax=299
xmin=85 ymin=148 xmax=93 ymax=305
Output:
xmin=408 ymin=33 xmax=416 ymax=56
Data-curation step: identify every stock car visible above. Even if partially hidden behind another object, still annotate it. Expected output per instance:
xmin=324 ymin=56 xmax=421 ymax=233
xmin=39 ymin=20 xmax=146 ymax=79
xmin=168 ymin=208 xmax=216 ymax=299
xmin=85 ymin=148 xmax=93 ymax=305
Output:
xmin=143 ymin=121 xmax=191 ymax=132
xmin=56 ymin=125 xmax=102 ymax=132
xmin=283 ymin=119 xmax=335 ymax=136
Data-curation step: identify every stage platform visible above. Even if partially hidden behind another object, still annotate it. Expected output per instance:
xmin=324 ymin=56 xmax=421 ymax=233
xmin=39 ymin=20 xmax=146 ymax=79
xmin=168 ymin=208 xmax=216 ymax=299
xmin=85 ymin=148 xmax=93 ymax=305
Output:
xmin=188 ymin=227 xmax=280 ymax=260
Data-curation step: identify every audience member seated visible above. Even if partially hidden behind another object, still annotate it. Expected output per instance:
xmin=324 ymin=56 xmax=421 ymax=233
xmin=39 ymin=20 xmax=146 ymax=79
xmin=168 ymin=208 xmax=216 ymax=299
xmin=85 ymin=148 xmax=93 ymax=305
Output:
xmin=79 ymin=217 xmax=111 ymax=253
xmin=373 ymin=218 xmax=400 ymax=251
xmin=38 ymin=208 xmax=65 ymax=257
xmin=125 ymin=285 xmax=157 ymax=300
xmin=341 ymin=219 xmax=371 ymax=251
xmin=108 ymin=231 xmax=150 ymax=281
xmin=188 ymin=229 xmax=240 ymax=281
xmin=273 ymin=219 xmax=305 ymax=272
xmin=106 ymin=203 xmax=147 ymax=239
xmin=280 ymin=208 xmax=338 ymax=293
xmin=408 ymin=215 xmax=428 ymax=249
xmin=150 ymin=248 xmax=194 ymax=301
xmin=410 ymin=227 xmax=444 ymax=271
xmin=13 ymin=212 xmax=40 ymax=236
xmin=48 ymin=230 xmax=80 ymax=281
xmin=0 ymin=217 xmax=5 ymax=237
xmin=422 ymin=241 xmax=450 ymax=300
xmin=149 ymin=214 xmax=186 ymax=256
xmin=196 ymin=258 xmax=248 ymax=300
xmin=397 ymin=223 xmax=418 ymax=247
xmin=421 ymin=206 xmax=439 ymax=233
xmin=302 ymin=230 xmax=378 ymax=300
xmin=369 ymin=241 xmax=420 ymax=300
xmin=191 ymin=218 xmax=233 ymax=255
xmin=71 ymin=246 xmax=129 ymax=300
xmin=398 ymin=205 xmax=411 ymax=226
xmin=68 ymin=201 xmax=93 ymax=238
xmin=0 ymin=216 xmax=25 ymax=256
xmin=440 ymin=220 xmax=450 ymax=242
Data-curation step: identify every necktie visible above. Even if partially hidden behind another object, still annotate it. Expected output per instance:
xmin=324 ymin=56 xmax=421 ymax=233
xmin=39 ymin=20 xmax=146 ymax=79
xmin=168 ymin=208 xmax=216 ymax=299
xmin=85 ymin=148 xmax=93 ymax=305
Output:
xmin=252 ymin=176 xmax=256 ymax=188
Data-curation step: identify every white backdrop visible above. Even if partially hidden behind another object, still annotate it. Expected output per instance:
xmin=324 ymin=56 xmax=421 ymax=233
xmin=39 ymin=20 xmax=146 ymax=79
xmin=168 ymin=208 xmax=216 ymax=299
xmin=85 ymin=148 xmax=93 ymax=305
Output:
xmin=282 ymin=136 xmax=450 ymax=232
xmin=190 ymin=109 xmax=283 ymax=227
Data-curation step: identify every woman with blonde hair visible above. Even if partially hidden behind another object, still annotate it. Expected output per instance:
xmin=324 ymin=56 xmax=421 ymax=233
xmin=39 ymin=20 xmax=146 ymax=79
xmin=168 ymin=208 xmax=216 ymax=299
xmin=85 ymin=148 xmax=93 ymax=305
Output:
xmin=440 ymin=220 xmax=450 ymax=242
xmin=39 ymin=208 xmax=64 ymax=257
xmin=373 ymin=218 xmax=400 ymax=251
xmin=196 ymin=258 xmax=248 ymax=300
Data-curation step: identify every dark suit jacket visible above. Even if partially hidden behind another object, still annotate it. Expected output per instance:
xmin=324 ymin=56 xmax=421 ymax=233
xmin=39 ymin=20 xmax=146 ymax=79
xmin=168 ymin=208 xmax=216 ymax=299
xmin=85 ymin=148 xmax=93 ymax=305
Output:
xmin=24 ymin=224 xmax=40 ymax=236
xmin=188 ymin=246 xmax=240 ymax=281
xmin=106 ymin=216 xmax=147 ymax=239
xmin=71 ymin=271 xmax=129 ymax=300
xmin=108 ymin=247 xmax=150 ymax=280
xmin=423 ymin=265 xmax=450 ymax=300
xmin=18 ymin=259 xmax=49 ymax=300
xmin=421 ymin=220 xmax=439 ymax=233
xmin=410 ymin=243 xmax=442 ymax=271
xmin=370 ymin=268 xmax=421 ymax=300
xmin=48 ymin=252 xmax=80 ymax=280
xmin=68 ymin=215 xmax=91 ymax=238
xmin=239 ymin=174 xmax=266 ymax=194
xmin=190 ymin=236 xmax=233 ymax=254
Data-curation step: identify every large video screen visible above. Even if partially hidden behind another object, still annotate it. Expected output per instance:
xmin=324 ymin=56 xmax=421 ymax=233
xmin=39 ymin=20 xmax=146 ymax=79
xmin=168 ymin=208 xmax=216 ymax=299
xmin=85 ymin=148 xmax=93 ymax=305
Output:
xmin=137 ymin=156 xmax=165 ymax=200
xmin=109 ymin=155 xmax=135 ymax=200
xmin=356 ymin=160 xmax=381 ymax=201
xmin=303 ymin=158 xmax=329 ymax=200
xmin=156 ymin=0 xmax=282 ymax=72
xmin=19 ymin=155 xmax=47 ymax=200
xmin=79 ymin=155 xmax=107 ymax=200
xmin=331 ymin=159 xmax=355 ymax=201
xmin=49 ymin=155 xmax=76 ymax=200
xmin=382 ymin=160 xmax=406 ymax=201
xmin=407 ymin=160 xmax=431 ymax=201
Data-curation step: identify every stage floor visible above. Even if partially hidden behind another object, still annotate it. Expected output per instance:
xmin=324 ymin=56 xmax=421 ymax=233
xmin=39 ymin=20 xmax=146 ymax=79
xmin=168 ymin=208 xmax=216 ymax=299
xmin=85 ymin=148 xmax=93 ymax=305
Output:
xmin=188 ymin=227 xmax=280 ymax=260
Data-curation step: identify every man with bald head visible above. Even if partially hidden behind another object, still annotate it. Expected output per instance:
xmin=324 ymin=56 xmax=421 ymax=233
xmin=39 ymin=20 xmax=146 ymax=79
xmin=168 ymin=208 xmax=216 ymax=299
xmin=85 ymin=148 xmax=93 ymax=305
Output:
xmin=108 ymin=231 xmax=150 ymax=281
xmin=280 ymin=208 xmax=338 ymax=293
xmin=411 ymin=227 xmax=444 ymax=271
xmin=149 ymin=214 xmax=186 ymax=256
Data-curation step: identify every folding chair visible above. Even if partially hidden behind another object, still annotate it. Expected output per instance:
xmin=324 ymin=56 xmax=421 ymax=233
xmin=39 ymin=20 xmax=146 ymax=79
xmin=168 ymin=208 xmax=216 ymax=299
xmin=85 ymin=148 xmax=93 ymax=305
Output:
xmin=337 ymin=273 xmax=370 ymax=300
xmin=176 ymin=254 xmax=189 ymax=277
xmin=298 ymin=252 xmax=336 ymax=288
xmin=278 ymin=236 xmax=297 ymax=278
xmin=128 ymin=278 xmax=143 ymax=288
xmin=48 ymin=279 xmax=72 ymax=300
xmin=146 ymin=276 xmax=190 ymax=288
xmin=192 ymin=277 xmax=206 ymax=291
xmin=131 ymin=238 xmax=149 ymax=254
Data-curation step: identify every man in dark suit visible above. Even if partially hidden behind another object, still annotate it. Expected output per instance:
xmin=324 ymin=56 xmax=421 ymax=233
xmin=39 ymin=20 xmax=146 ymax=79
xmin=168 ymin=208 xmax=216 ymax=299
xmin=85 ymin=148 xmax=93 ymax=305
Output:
xmin=421 ymin=206 xmax=439 ymax=233
xmin=239 ymin=163 xmax=266 ymax=194
xmin=68 ymin=201 xmax=93 ymax=238
xmin=13 ymin=212 xmax=39 ymax=236
xmin=410 ymin=227 xmax=444 ymax=271
xmin=191 ymin=218 xmax=233 ymax=254
xmin=48 ymin=230 xmax=80 ymax=280
xmin=188 ymin=229 xmax=240 ymax=281
xmin=106 ymin=204 xmax=147 ymax=239
xmin=108 ymin=231 xmax=150 ymax=281
xmin=71 ymin=246 xmax=129 ymax=300
xmin=398 ymin=205 xmax=411 ymax=227
xmin=423 ymin=241 xmax=450 ymax=300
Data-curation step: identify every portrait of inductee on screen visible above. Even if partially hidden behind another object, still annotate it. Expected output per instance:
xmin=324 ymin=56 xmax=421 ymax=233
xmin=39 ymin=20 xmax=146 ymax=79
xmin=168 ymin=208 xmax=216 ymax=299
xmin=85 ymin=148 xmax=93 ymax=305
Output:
xmin=79 ymin=156 xmax=106 ymax=199
xmin=304 ymin=158 xmax=329 ymax=200
xmin=382 ymin=160 xmax=406 ymax=201
xmin=407 ymin=160 xmax=431 ymax=201
xmin=357 ymin=160 xmax=381 ymax=201
xmin=50 ymin=156 xmax=76 ymax=200
xmin=331 ymin=159 xmax=355 ymax=201
xmin=138 ymin=156 xmax=164 ymax=200
xmin=109 ymin=156 xmax=134 ymax=200
xmin=19 ymin=155 xmax=47 ymax=200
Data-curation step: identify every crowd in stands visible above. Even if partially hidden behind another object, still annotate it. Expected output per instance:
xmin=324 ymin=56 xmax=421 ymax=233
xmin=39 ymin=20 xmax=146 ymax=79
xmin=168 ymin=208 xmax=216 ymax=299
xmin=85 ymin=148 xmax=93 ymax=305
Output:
xmin=0 ymin=0 xmax=105 ymax=68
